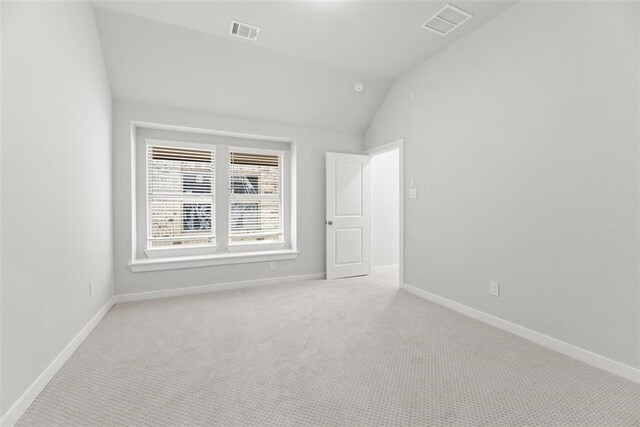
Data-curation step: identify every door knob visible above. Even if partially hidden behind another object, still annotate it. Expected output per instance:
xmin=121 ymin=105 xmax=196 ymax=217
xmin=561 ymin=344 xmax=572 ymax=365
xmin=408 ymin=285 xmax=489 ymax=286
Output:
xmin=326 ymin=220 xmax=333 ymax=225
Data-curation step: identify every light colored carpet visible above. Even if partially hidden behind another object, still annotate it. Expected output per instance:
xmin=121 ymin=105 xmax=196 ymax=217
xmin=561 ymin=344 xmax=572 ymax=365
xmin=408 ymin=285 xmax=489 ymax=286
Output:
xmin=18 ymin=270 xmax=640 ymax=426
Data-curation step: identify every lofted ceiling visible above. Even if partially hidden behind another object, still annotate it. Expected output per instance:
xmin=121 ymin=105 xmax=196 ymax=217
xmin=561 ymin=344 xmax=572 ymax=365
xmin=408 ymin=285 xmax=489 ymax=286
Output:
xmin=93 ymin=1 xmax=515 ymax=133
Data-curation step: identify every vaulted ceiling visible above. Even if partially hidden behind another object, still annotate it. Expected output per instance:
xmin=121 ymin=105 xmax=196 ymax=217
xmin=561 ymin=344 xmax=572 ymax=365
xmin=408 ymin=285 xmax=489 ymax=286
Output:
xmin=93 ymin=1 xmax=514 ymax=133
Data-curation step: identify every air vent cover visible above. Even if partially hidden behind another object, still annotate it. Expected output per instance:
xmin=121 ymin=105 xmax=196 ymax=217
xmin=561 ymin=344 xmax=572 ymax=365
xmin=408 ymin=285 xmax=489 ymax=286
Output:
xmin=422 ymin=4 xmax=472 ymax=36
xmin=229 ymin=20 xmax=259 ymax=41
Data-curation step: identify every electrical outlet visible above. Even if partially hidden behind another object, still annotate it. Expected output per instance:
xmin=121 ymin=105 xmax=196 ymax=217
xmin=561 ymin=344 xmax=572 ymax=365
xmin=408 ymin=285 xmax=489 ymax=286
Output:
xmin=490 ymin=281 xmax=500 ymax=297
xmin=409 ymin=189 xmax=418 ymax=199
xmin=89 ymin=283 xmax=93 ymax=298
xmin=269 ymin=262 xmax=276 ymax=271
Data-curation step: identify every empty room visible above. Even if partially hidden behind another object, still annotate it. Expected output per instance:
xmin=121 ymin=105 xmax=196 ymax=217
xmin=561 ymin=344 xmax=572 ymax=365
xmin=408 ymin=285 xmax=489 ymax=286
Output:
xmin=1 ymin=0 xmax=640 ymax=425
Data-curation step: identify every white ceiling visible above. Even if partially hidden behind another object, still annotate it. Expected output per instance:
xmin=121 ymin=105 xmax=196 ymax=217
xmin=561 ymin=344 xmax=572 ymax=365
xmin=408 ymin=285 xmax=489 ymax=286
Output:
xmin=93 ymin=1 xmax=515 ymax=133
xmin=95 ymin=1 xmax=515 ymax=79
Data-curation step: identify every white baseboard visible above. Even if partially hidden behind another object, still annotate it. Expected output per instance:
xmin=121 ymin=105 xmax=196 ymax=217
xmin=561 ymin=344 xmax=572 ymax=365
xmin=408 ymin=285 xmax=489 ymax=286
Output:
xmin=401 ymin=282 xmax=640 ymax=384
xmin=113 ymin=272 xmax=326 ymax=303
xmin=373 ymin=264 xmax=399 ymax=273
xmin=0 ymin=298 xmax=115 ymax=427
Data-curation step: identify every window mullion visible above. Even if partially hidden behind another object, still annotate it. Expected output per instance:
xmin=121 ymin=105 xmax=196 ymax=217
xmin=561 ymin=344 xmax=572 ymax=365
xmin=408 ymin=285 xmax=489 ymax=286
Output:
xmin=216 ymin=146 xmax=231 ymax=248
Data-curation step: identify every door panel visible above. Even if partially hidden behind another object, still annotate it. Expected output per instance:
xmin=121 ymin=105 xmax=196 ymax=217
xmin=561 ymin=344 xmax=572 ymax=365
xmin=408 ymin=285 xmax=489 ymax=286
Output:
xmin=335 ymin=161 xmax=363 ymax=216
xmin=335 ymin=228 xmax=363 ymax=265
xmin=326 ymin=152 xmax=370 ymax=280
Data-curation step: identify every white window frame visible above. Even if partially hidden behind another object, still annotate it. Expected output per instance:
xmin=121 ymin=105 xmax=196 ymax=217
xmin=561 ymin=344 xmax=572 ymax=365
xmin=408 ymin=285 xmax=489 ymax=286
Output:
xmin=144 ymin=139 xmax=218 ymax=258
xmin=227 ymin=146 xmax=286 ymax=253
xmin=129 ymin=122 xmax=298 ymax=272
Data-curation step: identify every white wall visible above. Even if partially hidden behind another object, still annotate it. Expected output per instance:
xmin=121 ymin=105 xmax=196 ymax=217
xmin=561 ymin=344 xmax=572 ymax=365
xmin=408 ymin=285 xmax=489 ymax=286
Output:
xmin=0 ymin=0 xmax=4 ymax=412
xmin=371 ymin=149 xmax=399 ymax=268
xmin=365 ymin=2 xmax=640 ymax=369
xmin=1 ymin=2 xmax=113 ymax=416
xmin=114 ymin=100 xmax=363 ymax=295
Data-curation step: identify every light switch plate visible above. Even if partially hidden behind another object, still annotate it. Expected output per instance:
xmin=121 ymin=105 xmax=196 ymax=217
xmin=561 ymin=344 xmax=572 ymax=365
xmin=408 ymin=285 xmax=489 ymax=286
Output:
xmin=490 ymin=281 xmax=500 ymax=297
xmin=409 ymin=189 xmax=418 ymax=199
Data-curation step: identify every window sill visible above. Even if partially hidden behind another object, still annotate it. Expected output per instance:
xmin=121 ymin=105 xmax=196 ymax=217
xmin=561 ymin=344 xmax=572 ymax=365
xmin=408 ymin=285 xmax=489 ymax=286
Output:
xmin=128 ymin=249 xmax=299 ymax=272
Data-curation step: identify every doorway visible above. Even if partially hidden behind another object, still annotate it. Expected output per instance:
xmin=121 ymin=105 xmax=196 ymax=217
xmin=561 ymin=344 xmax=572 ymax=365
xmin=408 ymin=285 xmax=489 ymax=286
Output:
xmin=367 ymin=140 xmax=403 ymax=287
xmin=324 ymin=140 xmax=404 ymax=284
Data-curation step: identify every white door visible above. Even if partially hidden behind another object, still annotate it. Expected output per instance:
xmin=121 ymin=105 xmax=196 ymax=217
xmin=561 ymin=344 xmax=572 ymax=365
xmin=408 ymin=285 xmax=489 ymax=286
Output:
xmin=326 ymin=152 xmax=370 ymax=280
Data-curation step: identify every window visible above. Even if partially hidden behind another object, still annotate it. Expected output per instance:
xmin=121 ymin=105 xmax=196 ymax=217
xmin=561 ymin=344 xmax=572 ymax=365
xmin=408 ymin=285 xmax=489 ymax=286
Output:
xmin=229 ymin=151 xmax=283 ymax=245
xmin=137 ymin=133 xmax=293 ymax=270
xmin=147 ymin=144 xmax=215 ymax=248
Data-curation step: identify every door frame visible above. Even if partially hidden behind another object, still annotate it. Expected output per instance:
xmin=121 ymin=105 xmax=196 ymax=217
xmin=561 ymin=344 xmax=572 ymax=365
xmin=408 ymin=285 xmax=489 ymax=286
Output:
xmin=365 ymin=138 xmax=404 ymax=287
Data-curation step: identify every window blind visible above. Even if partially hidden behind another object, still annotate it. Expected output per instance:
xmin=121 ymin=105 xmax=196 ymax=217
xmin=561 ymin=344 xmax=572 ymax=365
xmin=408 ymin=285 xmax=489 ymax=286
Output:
xmin=229 ymin=151 xmax=283 ymax=243
xmin=147 ymin=145 xmax=215 ymax=247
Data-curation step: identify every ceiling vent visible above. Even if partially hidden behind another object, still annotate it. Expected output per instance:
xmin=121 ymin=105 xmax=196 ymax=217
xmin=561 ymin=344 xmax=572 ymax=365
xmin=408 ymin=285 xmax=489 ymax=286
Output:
xmin=229 ymin=20 xmax=260 ymax=41
xmin=422 ymin=4 xmax=472 ymax=36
